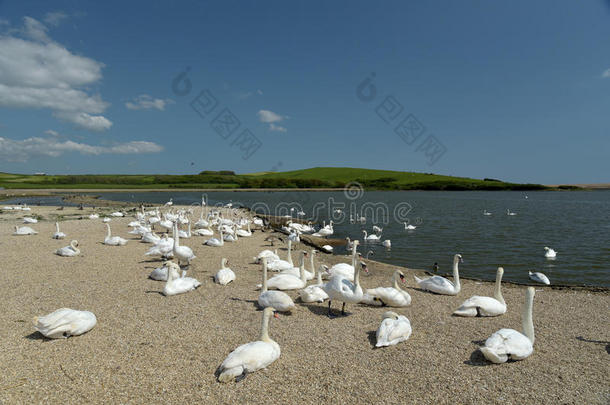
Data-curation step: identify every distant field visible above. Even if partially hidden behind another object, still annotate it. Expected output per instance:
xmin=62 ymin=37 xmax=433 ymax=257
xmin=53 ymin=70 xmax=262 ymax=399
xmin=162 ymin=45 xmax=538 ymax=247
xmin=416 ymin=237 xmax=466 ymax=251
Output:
xmin=0 ymin=168 xmax=547 ymax=191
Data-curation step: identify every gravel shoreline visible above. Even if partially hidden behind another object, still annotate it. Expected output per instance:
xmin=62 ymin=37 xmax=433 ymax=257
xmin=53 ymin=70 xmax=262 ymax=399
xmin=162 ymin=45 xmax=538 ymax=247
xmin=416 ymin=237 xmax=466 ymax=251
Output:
xmin=1 ymin=206 xmax=608 ymax=404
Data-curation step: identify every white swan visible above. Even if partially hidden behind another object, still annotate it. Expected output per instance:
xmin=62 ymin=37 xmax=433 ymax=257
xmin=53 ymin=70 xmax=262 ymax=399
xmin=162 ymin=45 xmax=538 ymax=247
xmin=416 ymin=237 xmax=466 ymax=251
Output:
xmin=483 ymin=210 xmax=492 ymax=216
xmin=204 ymin=227 xmax=224 ymax=247
xmin=163 ymin=262 xmax=201 ymax=296
xmin=102 ymin=217 xmax=111 ymax=223
xmin=165 ymin=198 xmax=173 ymax=206
xmin=299 ymin=265 xmax=329 ymax=303
xmin=104 ymin=223 xmax=128 ymax=246
xmin=480 ymin=287 xmax=536 ymax=363
xmin=414 ymin=254 xmax=462 ymax=295
xmin=216 ymin=307 xmax=281 ymax=383
xmin=23 ymin=217 xmax=38 ymax=224
xmin=173 ymin=223 xmax=195 ymax=266
xmin=141 ymin=231 xmax=161 ymax=244
xmin=110 ymin=211 xmax=124 ymax=217
xmin=52 ymin=222 xmax=66 ymax=239
xmin=214 ymin=258 xmax=236 ymax=285
xmin=265 ymin=251 xmax=308 ymax=290
xmin=258 ymin=258 xmax=296 ymax=312
xmin=322 ymin=244 xmax=333 ymax=252
xmin=507 ymin=209 xmax=517 ymax=216
xmin=255 ymin=249 xmax=280 ymax=263
xmin=362 ymin=230 xmax=380 ymax=241
xmin=88 ymin=213 xmax=99 ymax=220
xmin=364 ymin=270 xmax=411 ymax=307
xmin=266 ymin=239 xmax=294 ymax=271
xmin=403 ymin=222 xmax=416 ymax=230
xmin=236 ymin=222 xmax=252 ymax=237
xmin=33 ymin=308 xmax=96 ymax=338
xmin=326 ymin=241 xmax=360 ymax=281
xmin=149 ymin=263 xmax=174 ymax=281
xmin=144 ymin=234 xmax=174 ymax=258
xmin=529 ymin=271 xmax=550 ymax=285
xmin=454 ymin=267 xmax=506 ymax=317
xmin=375 ymin=311 xmax=412 ymax=347
xmin=55 ymin=240 xmax=80 ymax=257
xmin=382 ymin=240 xmax=391 ymax=248
xmin=323 ymin=257 xmax=367 ymax=317
xmin=279 ymin=249 xmax=314 ymax=280
xmin=192 ymin=226 xmax=214 ymax=236
xmin=544 ymin=246 xmax=557 ymax=259
xmin=13 ymin=226 xmax=38 ymax=235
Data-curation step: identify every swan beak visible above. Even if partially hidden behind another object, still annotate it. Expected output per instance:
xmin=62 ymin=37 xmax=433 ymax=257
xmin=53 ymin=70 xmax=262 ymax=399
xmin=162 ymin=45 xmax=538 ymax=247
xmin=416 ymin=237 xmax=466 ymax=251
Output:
xmin=273 ymin=312 xmax=280 ymax=319
xmin=362 ymin=264 xmax=369 ymax=273
xmin=400 ymin=275 xmax=406 ymax=283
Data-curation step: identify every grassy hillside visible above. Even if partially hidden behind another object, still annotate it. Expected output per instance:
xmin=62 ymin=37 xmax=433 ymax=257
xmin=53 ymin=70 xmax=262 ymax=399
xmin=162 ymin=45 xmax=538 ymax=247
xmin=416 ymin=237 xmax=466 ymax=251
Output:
xmin=0 ymin=168 xmax=547 ymax=191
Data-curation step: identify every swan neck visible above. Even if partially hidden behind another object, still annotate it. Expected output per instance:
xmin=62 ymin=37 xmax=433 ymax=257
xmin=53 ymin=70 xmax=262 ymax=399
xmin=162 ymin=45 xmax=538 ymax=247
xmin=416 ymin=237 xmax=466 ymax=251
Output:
xmin=55 ymin=222 xmax=59 ymax=232
xmin=309 ymin=251 xmax=315 ymax=273
xmin=392 ymin=272 xmax=401 ymax=290
xmin=299 ymin=254 xmax=306 ymax=282
xmin=287 ymin=240 xmax=293 ymax=265
xmin=522 ymin=289 xmax=535 ymax=344
xmin=260 ymin=309 xmax=272 ymax=342
xmin=106 ymin=223 xmax=111 ymax=238
xmin=452 ymin=256 xmax=461 ymax=291
xmin=354 ymin=260 xmax=361 ymax=288
xmin=316 ymin=267 xmax=323 ymax=284
xmin=262 ymin=260 xmax=268 ymax=292
xmin=494 ymin=269 xmax=505 ymax=305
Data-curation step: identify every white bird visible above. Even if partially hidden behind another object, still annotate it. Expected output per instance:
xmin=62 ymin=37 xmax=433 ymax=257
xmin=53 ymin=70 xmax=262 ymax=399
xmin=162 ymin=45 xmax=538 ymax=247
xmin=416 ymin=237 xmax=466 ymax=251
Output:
xmin=23 ymin=217 xmax=38 ymax=224
xmin=88 ymin=213 xmax=99 ymax=220
xmin=192 ymin=226 xmax=214 ymax=236
xmin=480 ymin=287 xmax=536 ymax=364
xmin=236 ymin=222 xmax=252 ymax=237
xmin=382 ymin=240 xmax=391 ymax=248
xmin=110 ymin=211 xmax=124 ymax=217
xmin=507 ymin=209 xmax=517 ymax=216
xmin=172 ymin=222 xmax=195 ymax=267
xmin=13 ymin=226 xmax=38 ymax=235
xmin=52 ymin=222 xmax=66 ymax=239
xmin=55 ymin=240 xmax=80 ymax=257
xmin=362 ymin=230 xmax=380 ymax=241
xmin=403 ymin=222 xmax=416 ymax=230
xmin=279 ymin=249 xmax=314 ymax=280
xmin=529 ymin=271 xmax=550 ymax=285
xmin=375 ymin=311 xmax=412 ymax=348
xmin=323 ymin=258 xmax=367 ymax=317
xmin=255 ymin=249 xmax=280 ymax=264
xmin=364 ymin=270 xmax=411 ymax=307
xmin=322 ymin=244 xmax=333 ymax=252
xmin=163 ymin=262 xmax=201 ymax=296
xmin=104 ymin=223 xmax=128 ymax=246
xmin=544 ymin=246 xmax=557 ymax=259
xmin=372 ymin=225 xmax=383 ymax=233
xmin=414 ymin=254 xmax=462 ymax=295
xmin=216 ymin=307 xmax=281 ymax=383
xmin=214 ymin=258 xmax=236 ymax=285
xmin=204 ymin=227 xmax=224 ymax=247
xmin=325 ymin=241 xmax=361 ymax=281
xmin=483 ymin=210 xmax=492 ymax=216
xmin=165 ymin=198 xmax=173 ymax=206
xmin=149 ymin=263 xmax=176 ymax=281
xmin=266 ymin=239 xmax=294 ymax=271
xmin=265 ymin=251 xmax=308 ymax=290
xmin=258 ymin=258 xmax=296 ymax=312
xmin=299 ymin=265 xmax=329 ymax=303
xmin=33 ymin=308 xmax=97 ymax=339
xmin=102 ymin=217 xmax=111 ymax=223
xmin=144 ymin=234 xmax=174 ymax=258
xmin=141 ymin=231 xmax=161 ymax=244
xmin=454 ymin=267 xmax=506 ymax=317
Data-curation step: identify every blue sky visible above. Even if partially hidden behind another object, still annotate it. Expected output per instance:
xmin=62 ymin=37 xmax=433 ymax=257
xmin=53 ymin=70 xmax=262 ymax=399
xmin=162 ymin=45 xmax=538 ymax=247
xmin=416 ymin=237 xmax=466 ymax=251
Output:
xmin=0 ymin=0 xmax=609 ymax=184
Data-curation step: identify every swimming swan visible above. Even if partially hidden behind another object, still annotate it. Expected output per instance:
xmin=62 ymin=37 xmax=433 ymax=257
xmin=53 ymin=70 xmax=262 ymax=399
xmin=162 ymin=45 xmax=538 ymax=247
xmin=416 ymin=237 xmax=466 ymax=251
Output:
xmin=544 ymin=246 xmax=557 ymax=259
xmin=454 ymin=267 xmax=506 ymax=317
xmin=33 ymin=308 xmax=96 ymax=339
xmin=258 ymin=258 xmax=296 ymax=312
xmin=414 ymin=254 xmax=462 ymax=295
xmin=376 ymin=311 xmax=412 ymax=347
xmin=528 ymin=271 xmax=550 ymax=285
xmin=216 ymin=307 xmax=281 ymax=383
xmin=480 ymin=287 xmax=536 ymax=363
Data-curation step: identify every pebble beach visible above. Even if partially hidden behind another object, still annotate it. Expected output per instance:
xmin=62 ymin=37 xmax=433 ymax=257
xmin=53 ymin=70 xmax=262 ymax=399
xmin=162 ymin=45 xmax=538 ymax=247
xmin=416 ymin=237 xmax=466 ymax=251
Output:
xmin=1 ymin=205 xmax=608 ymax=404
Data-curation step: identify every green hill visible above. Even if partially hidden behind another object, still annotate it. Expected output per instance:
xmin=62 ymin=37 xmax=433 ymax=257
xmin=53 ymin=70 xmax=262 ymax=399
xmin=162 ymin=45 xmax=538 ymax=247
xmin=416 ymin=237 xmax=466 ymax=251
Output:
xmin=0 ymin=168 xmax=546 ymax=191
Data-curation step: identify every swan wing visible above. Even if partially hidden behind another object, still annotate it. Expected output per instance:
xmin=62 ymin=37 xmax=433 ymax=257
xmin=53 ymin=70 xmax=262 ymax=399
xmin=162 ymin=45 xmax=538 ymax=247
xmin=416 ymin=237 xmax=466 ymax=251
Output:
xmin=34 ymin=309 xmax=96 ymax=339
xmin=376 ymin=317 xmax=412 ymax=347
xmin=416 ymin=275 xmax=455 ymax=294
xmin=217 ymin=341 xmax=280 ymax=382
xmin=454 ymin=296 xmax=506 ymax=317
xmin=366 ymin=287 xmax=411 ymax=307
xmin=481 ymin=328 xmax=533 ymax=363
xmin=258 ymin=291 xmax=295 ymax=312
xmin=215 ymin=269 xmax=235 ymax=285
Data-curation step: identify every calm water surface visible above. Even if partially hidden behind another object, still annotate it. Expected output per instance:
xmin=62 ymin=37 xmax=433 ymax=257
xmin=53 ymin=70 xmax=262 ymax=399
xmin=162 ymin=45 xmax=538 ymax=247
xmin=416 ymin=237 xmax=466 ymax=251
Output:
xmin=6 ymin=190 xmax=609 ymax=287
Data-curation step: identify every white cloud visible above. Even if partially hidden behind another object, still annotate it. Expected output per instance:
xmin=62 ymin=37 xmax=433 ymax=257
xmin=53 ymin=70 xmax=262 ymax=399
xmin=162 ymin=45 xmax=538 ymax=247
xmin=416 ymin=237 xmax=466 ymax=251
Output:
xmin=257 ymin=109 xmax=284 ymax=123
xmin=269 ymin=123 xmax=287 ymax=132
xmin=44 ymin=11 xmax=68 ymax=27
xmin=125 ymin=94 xmax=174 ymax=111
xmin=44 ymin=129 xmax=59 ymax=136
xmin=602 ymin=69 xmax=610 ymax=79
xmin=257 ymin=89 xmax=263 ymax=95
xmin=0 ymin=17 xmax=112 ymax=131
xmin=0 ymin=135 xmax=163 ymax=162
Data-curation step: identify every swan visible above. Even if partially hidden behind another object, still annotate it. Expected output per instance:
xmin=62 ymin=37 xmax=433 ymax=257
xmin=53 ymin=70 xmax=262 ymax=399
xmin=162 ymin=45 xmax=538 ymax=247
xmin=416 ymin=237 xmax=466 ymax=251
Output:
xmin=145 ymin=234 xmax=174 ymax=258
xmin=483 ymin=210 xmax=492 ymax=216
xmin=204 ymin=227 xmax=224 ymax=247
xmin=507 ymin=209 xmax=517 ymax=216
xmin=223 ymin=227 xmax=238 ymax=242
xmin=236 ymin=222 xmax=252 ymax=237
xmin=414 ymin=254 xmax=462 ymax=295
xmin=364 ymin=270 xmax=411 ymax=307
xmin=104 ymin=223 xmax=128 ymax=246
xmin=33 ymin=308 xmax=96 ymax=339
xmin=326 ymin=241 xmax=361 ymax=281
xmin=192 ymin=226 xmax=214 ymax=236
xmin=316 ymin=221 xmax=334 ymax=237
xmin=165 ymin=198 xmax=173 ymax=206
xmin=299 ymin=265 xmax=329 ymax=303
xmin=544 ymin=246 xmax=557 ymax=259
xmin=375 ymin=311 xmax=412 ymax=347
xmin=173 ymin=222 xmax=196 ymax=267
xmin=363 ymin=230 xmax=380 ymax=241
xmin=55 ymin=240 xmax=80 ymax=257
xmin=52 ymin=222 xmax=66 ymax=239
xmin=255 ymin=249 xmax=280 ymax=264
xmin=216 ymin=307 xmax=281 ymax=383
xmin=480 ymin=287 xmax=536 ymax=363
xmin=258 ymin=258 xmax=296 ymax=312
xmin=403 ymin=222 xmax=416 ymax=230
xmin=177 ymin=223 xmax=192 ymax=239
xmin=148 ymin=262 xmax=178 ymax=281
xmin=88 ymin=213 xmax=99 ymax=220
xmin=23 ymin=217 xmax=38 ymax=224
xmin=141 ymin=231 xmax=161 ymax=244
xmin=382 ymin=240 xmax=391 ymax=248
xmin=13 ymin=226 xmax=38 ymax=235
xmin=279 ymin=249 xmax=315 ymax=280
xmin=110 ymin=211 xmax=124 ymax=217
xmin=163 ymin=262 xmax=201 ymax=296
xmin=323 ymin=258 xmax=367 ymax=317
xmin=265 ymin=251 xmax=308 ymax=290
xmin=322 ymin=244 xmax=333 ymax=252
xmin=214 ymin=258 xmax=236 ymax=285
xmin=454 ymin=267 xmax=506 ymax=317
xmin=266 ymin=239 xmax=294 ymax=271
xmin=372 ymin=225 xmax=383 ymax=233
xmin=529 ymin=271 xmax=550 ymax=285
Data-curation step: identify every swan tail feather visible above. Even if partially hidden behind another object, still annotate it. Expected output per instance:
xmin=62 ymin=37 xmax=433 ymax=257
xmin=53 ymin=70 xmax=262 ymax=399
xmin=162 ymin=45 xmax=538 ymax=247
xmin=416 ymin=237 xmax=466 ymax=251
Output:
xmin=216 ymin=366 xmax=244 ymax=383
xmin=480 ymin=347 xmax=508 ymax=364
xmin=413 ymin=275 xmax=423 ymax=284
xmin=453 ymin=306 xmax=477 ymax=317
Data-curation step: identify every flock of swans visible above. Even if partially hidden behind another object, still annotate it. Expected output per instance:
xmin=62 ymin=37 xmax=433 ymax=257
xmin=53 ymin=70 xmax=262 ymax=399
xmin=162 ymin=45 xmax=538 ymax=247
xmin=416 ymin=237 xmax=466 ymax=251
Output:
xmin=5 ymin=198 xmax=552 ymax=383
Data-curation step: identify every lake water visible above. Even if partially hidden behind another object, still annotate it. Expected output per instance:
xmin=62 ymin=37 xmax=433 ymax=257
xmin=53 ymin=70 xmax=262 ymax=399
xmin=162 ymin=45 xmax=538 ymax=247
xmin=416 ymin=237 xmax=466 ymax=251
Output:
xmin=5 ymin=190 xmax=609 ymax=287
